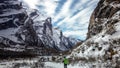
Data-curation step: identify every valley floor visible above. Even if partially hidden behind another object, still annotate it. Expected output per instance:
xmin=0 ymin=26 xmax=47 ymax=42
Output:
xmin=0 ymin=56 xmax=91 ymax=68
xmin=0 ymin=56 xmax=113 ymax=68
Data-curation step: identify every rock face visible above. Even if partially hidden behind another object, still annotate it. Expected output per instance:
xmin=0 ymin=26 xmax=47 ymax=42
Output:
xmin=34 ymin=17 xmax=78 ymax=51
xmin=0 ymin=0 xmax=78 ymax=56
xmin=87 ymin=0 xmax=120 ymax=38
xmin=70 ymin=0 xmax=120 ymax=67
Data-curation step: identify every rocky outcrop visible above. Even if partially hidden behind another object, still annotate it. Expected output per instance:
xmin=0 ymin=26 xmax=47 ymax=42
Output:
xmin=0 ymin=0 xmax=41 ymax=56
xmin=87 ymin=0 xmax=120 ymax=38
xmin=70 ymin=0 xmax=120 ymax=67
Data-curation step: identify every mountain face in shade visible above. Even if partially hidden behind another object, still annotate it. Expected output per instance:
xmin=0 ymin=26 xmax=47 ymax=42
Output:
xmin=70 ymin=0 xmax=120 ymax=67
xmin=0 ymin=0 xmax=78 ymax=56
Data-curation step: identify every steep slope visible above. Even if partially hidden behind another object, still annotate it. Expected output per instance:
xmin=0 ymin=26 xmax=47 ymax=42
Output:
xmin=87 ymin=0 xmax=120 ymax=38
xmin=0 ymin=0 xmax=41 ymax=56
xmin=0 ymin=0 xmax=26 ymax=52
xmin=70 ymin=0 xmax=120 ymax=67
xmin=33 ymin=17 xmax=79 ymax=51
xmin=0 ymin=0 xmax=78 ymax=56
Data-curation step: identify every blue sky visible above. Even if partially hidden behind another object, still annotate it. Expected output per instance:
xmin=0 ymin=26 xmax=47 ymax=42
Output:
xmin=22 ymin=0 xmax=99 ymax=40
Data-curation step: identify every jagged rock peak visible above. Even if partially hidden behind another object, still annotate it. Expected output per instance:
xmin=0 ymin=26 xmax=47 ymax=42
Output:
xmin=0 ymin=0 xmax=79 ymax=56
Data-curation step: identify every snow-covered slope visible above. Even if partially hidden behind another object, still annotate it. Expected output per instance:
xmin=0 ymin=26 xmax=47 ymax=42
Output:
xmin=0 ymin=0 xmax=27 ymax=52
xmin=0 ymin=0 xmax=79 ymax=56
xmin=69 ymin=0 xmax=120 ymax=67
xmin=33 ymin=17 xmax=79 ymax=51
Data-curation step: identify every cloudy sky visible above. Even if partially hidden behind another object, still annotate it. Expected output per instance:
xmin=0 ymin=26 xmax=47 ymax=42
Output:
xmin=22 ymin=0 xmax=99 ymax=40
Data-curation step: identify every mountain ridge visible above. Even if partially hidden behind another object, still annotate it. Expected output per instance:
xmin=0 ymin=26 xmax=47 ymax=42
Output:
xmin=0 ymin=0 xmax=79 ymax=56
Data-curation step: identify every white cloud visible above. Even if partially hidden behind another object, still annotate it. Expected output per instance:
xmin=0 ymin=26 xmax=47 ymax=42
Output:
xmin=54 ymin=0 xmax=98 ymax=27
xmin=63 ymin=30 xmax=88 ymax=40
xmin=55 ymin=6 xmax=93 ymax=28
xmin=63 ymin=30 xmax=87 ymax=36
xmin=53 ymin=0 xmax=73 ymax=22
xmin=43 ymin=0 xmax=58 ymax=17
xmin=22 ymin=0 xmax=99 ymax=39
xmin=55 ymin=0 xmax=99 ymax=39
xmin=56 ymin=16 xmax=70 ymax=26
xmin=60 ymin=0 xmax=73 ymax=15
xmin=23 ymin=0 xmax=40 ymax=9
xmin=70 ymin=7 xmax=92 ymax=22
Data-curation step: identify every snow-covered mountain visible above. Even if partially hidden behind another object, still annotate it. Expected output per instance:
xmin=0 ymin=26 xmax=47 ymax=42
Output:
xmin=33 ymin=17 xmax=79 ymax=51
xmin=69 ymin=0 xmax=120 ymax=67
xmin=0 ymin=0 xmax=120 ymax=68
xmin=0 ymin=0 xmax=79 ymax=56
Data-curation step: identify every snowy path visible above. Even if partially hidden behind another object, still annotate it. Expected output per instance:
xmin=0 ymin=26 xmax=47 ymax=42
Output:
xmin=0 ymin=58 xmax=93 ymax=68
xmin=44 ymin=62 xmax=90 ymax=68
xmin=0 ymin=56 xmax=104 ymax=68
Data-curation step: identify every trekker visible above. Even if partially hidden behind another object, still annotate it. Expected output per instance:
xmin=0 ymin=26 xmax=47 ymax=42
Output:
xmin=63 ymin=56 xmax=69 ymax=68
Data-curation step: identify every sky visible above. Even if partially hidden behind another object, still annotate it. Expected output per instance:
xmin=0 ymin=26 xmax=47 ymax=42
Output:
xmin=22 ymin=0 xmax=99 ymax=40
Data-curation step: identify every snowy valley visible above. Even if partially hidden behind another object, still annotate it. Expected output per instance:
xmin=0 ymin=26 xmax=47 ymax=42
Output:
xmin=0 ymin=0 xmax=120 ymax=68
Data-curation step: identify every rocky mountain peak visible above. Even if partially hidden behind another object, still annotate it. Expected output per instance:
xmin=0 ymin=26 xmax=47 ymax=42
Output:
xmin=0 ymin=0 xmax=79 ymax=56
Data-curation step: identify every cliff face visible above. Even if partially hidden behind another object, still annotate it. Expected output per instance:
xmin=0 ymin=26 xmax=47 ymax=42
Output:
xmin=87 ymin=0 xmax=120 ymax=38
xmin=0 ymin=0 xmax=78 ymax=56
xmin=33 ymin=17 xmax=78 ymax=51
xmin=70 ymin=0 xmax=120 ymax=67
xmin=0 ymin=0 xmax=41 ymax=56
